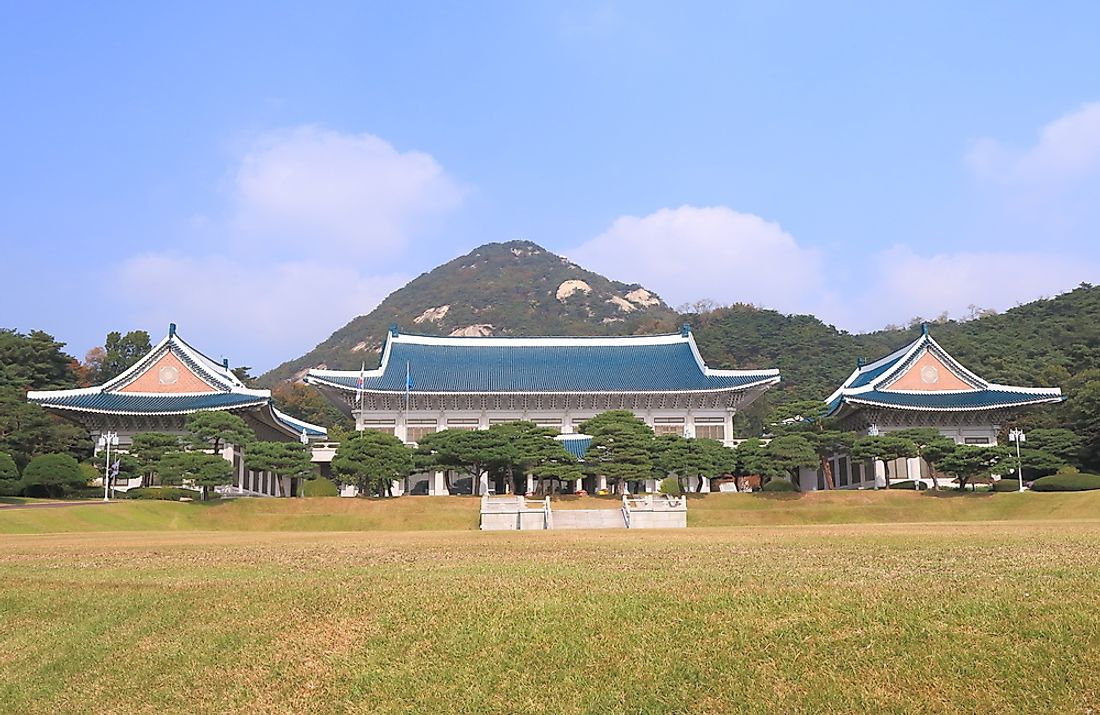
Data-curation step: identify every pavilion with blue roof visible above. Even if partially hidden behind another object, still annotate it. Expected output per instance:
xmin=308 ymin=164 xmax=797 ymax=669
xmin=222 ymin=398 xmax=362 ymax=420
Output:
xmin=28 ymin=325 xmax=325 ymax=497
xmin=307 ymin=325 xmax=780 ymax=495
xmin=807 ymin=326 xmax=1062 ymax=490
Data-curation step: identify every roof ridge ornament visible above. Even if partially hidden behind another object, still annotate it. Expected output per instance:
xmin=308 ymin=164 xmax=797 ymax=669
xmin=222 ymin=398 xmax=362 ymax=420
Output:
xmin=389 ymin=324 xmax=399 ymax=337
xmin=168 ymin=323 xmax=177 ymax=337
xmin=921 ymin=322 xmax=929 ymax=336
xmin=681 ymin=323 xmax=691 ymax=337
xmin=857 ymin=357 xmax=865 ymax=367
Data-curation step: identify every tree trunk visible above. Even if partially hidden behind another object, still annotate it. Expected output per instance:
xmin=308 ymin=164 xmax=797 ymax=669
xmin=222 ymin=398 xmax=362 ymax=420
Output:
xmin=927 ymin=462 xmax=940 ymax=490
xmin=695 ymin=476 xmax=704 ymax=493
xmin=883 ymin=461 xmax=892 ymax=489
xmin=821 ymin=456 xmax=835 ymax=490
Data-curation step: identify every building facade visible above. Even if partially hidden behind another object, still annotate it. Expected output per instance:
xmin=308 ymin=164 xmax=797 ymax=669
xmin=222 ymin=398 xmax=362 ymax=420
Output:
xmin=28 ymin=325 xmax=326 ymax=497
xmin=307 ymin=325 xmax=781 ymax=494
xmin=797 ymin=327 xmax=1063 ymax=490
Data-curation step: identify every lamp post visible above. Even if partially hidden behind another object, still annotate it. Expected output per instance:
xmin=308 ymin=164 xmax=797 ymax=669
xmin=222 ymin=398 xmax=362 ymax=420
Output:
xmin=1008 ymin=428 xmax=1026 ymax=493
xmin=97 ymin=431 xmax=119 ymax=501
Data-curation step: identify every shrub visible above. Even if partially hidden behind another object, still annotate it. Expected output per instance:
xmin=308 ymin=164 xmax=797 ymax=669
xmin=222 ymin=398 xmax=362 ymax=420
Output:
xmin=124 ymin=487 xmax=198 ymax=501
xmin=304 ymin=478 xmax=339 ymax=497
xmin=21 ymin=453 xmax=85 ymax=498
xmin=762 ymin=478 xmax=797 ymax=492
xmin=0 ymin=452 xmax=20 ymax=495
xmin=992 ymin=478 xmax=1022 ymax=492
xmin=1056 ymin=465 xmax=1081 ymax=475
xmin=1030 ymin=473 xmax=1100 ymax=492
xmin=658 ymin=477 xmax=683 ymax=496
xmin=888 ymin=480 xmax=928 ymax=490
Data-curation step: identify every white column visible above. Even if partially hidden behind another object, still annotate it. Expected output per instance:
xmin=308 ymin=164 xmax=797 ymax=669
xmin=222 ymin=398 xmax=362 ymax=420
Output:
xmin=430 ymin=471 xmax=448 ymax=496
xmin=479 ymin=471 xmax=490 ymax=495
xmin=597 ymin=475 xmax=607 ymax=492
xmin=906 ymin=457 xmax=923 ymax=487
xmin=874 ymin=460 xmax=887 ymax=488
xmin=723 ymin=410 xmax=735 ymax=447
xmin=526 ymin=474 xmax=535 ymax=494
xmin=700 ymin=475 xmax=711 ymax=493
xmin=574 ymin=478 xmax=583 ymax=494
xmin=274 ymin=473 xmax=282 ymax=497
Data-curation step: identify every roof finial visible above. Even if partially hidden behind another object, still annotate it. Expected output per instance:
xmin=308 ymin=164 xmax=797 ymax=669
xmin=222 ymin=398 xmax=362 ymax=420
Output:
xmin=857 ymin=357 xmax=865 ymax=368
xmin=389 ymin=324 xmax=399 ymax=337
xmin=168 ymin=322 xmax=176 ymax=337
xmin=222 ymin=358 xmax=229 ymax=369
xmin=921 ymin=322 xmax=929 ymax=336
xmin=681 ymin=323 xmax=691 ymax=337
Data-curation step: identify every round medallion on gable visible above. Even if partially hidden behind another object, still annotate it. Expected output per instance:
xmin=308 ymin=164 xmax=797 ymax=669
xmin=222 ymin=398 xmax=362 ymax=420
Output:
xmin=158 ymin=366 xmax=179 ymax=385
xmin=920 ymin=365 xmax=939 ymax=385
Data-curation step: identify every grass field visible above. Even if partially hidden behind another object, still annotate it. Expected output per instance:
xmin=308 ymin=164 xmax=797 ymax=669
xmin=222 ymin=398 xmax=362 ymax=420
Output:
xmin=1 ymin=494 xmax=1098 ymax=713
xmin=2 ymin=489 xmax=1098 ymax=534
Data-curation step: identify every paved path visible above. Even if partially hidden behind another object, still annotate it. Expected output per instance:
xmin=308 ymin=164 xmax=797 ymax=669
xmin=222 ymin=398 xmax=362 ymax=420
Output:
xmin=0 ymin=500 xmax=116 ymax=510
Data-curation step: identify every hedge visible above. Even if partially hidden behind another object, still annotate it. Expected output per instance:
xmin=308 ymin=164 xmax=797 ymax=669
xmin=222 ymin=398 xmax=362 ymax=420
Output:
xmin=887 ymin=480 xmax=928 ymax=491
xmin=761 ymin=479 xmax=797 ymax=492
xmin=1030 ymin=473 xmax=1100 ymax=492
xmin=303 ymin=478 xmax=340 ymax=497
xmin=124 ymin=487 xmax=202 ymax=501
xmin=992 ymin=478 xmax=1022 ymax=492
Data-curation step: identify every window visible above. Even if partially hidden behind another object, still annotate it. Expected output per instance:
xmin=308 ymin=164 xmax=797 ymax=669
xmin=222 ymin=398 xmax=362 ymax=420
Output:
xmin=694 ymin=420 xmax=725 ymax=441
xmin=653 ymin=417 xmax=685 ymax=436
xmin=964 ymin=437 xmax=990 ymax=445
xmin=446 ymin=419 xmax=480 ymax=431
xmin=406 ymin=420 xmax=437 ymax=443
xmin=361 ymin=419 xmax=395 ymax=435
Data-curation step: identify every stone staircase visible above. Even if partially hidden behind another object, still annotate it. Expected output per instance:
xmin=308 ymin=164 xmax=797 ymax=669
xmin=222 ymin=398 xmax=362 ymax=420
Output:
xmin=550 ymin=509 xmax=626 ymax=530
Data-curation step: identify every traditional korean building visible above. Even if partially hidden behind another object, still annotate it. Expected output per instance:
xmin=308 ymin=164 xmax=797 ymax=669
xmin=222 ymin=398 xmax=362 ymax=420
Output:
xmin=307 ymin=325 xmax=780 ymax=494
xmin=27 ymin=324 xmax=326 ymax=496
xmin=801 ymin=326 xmax=1063 ymax=490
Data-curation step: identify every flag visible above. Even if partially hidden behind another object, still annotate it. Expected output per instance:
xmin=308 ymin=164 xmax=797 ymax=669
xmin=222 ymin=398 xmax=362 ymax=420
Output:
xmin=110 ymin=460 xmax=120 ymax=478
xmin=405 ymin=361 xmax=413 ymax=407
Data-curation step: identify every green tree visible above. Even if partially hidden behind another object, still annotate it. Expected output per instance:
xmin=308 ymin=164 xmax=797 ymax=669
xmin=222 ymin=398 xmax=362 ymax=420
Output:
xmin=245 ymin=441 xmax=316 ymax=493
xmin=0 ymin=452 xmax=20 ymax=495
xmin=271 ymin=383 xmax=352 ymax=431
xmin=0 ymin=389 xmax=90 ymax=470
xmin=894 ymin=428 xmax=956 ymax=489
xmin=763 ymin=434 xmax=819 ymax=489
xmin=939 ymin=445 xmax=1019 ymax=491
xmin=416 ymin=428 xmax=510 ymax=495
xmin=332 ymin=431 xmax=414 ymax=497
xmin=21 ymin=453 xmax=85 ymax=498
xmin=156 ymin=451 xmax=233 ymax=500
xmin=185 ymin=411 xmax=255 ymax=454
xmin=1023 ymin=428 xmax=1083 ymax=468
xmin=851 ymin=434 xmax=918 ymax=489
xmin=807 ymin=430 xmax=855 ymax=489
xmin=0 ymin=329 xmax=78 ymax=390
xmin=129 ymin=433 xmax=181 ymax=484
xmin=733 ymin=438 xmax=785 ymax=490
xmin=94 ymin=330 xmax=152 ymax=383
xmin=578 ymin=410 xmax=655 ymax=494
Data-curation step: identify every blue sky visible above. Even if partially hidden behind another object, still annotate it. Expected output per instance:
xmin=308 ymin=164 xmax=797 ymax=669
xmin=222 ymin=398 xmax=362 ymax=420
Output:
xmin=2 ymin=2 xmax=1099 ymax=371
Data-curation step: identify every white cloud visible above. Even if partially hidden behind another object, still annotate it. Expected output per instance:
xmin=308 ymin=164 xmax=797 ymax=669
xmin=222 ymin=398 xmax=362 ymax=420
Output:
xmin=967 ymin=101 xmax=1100 ymax=185
xmin=117 ymin=253 xmax=408 ymax=369
xmin=851 ymin=246 xmax=1097 ymax=330
xmin=108 ymin=126 xmax=464 ymax=369
xmin=232 ymin=126 xmax=465 ymax=259
xmin=567 ymin=205 xmax=829 ymax=314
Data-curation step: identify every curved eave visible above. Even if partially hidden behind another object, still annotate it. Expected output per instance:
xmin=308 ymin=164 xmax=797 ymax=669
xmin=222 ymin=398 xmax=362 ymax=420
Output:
xmin=840 ymin=392 xmax=1064 ymax=413
xmin=302 ymin=379 xmax=781 ymax=397
xmin=31 ymin=396 xmax=270 ymax=417
xmin=270 ymin=406 xmax=327 ymax=437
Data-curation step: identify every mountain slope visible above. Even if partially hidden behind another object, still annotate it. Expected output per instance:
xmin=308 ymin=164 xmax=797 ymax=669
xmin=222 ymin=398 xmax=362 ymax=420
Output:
xmin=260 ymin=241 xmax=681 ymax=384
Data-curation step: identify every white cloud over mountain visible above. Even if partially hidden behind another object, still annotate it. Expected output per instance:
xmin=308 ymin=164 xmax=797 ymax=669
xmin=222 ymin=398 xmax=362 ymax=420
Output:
xmin=111 ymin=127 xmax=462 ymax=368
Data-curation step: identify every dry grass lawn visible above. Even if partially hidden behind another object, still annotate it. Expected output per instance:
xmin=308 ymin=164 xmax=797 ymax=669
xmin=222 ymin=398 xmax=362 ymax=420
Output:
xmin=1 ymin=521 xmax=1098 ymax=714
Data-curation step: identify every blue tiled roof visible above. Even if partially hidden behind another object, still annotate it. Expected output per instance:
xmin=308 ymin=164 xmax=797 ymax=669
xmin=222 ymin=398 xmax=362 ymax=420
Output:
xmin=557 ymin=435 xmax=592 ymax=458
xmin=847 ymin=356 xmax=903 ymax=389
xmin=310 ymin=335 xmax=777 ymax=393
xmin=272 ymin=408 xmax=328 ymax=437
xmin=31 ymin=392 xmax=268 ymax=414
xmin=845 ymin=389 xmax=1063 ymax=411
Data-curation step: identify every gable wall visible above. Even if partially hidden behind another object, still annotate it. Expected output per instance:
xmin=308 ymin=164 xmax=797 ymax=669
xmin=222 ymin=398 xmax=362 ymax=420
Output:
xmin=117 ymin=352 xmax=218 ymax=394
xmin=882 ymin=351 xmax=975 ymax=392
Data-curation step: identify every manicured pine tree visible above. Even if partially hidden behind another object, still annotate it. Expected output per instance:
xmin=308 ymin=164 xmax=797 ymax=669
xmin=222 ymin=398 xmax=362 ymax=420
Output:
xmin=893 ymin=427 xmax=956 ymax=489
xmin=578 ymin=410 xmax=655 ymax=495
xmin=763 ymin=434 xmax=819 ymax=489
xmin=0 ymin=452 xmax=21 ymax=496
xmin=185 ymin=411 xmax=255 ymax=454
xmin=332 ymin=430 xmax=414 ymax=497
xmin=851 ymin=434 xmax=918 ymax=489
xmin=939 ymin=444 xmax=1019 ymax=491
xmin=156 ymin=451 xmax=233 ymax=501
xmin=21 ymin=453 xmax=85 ymax=498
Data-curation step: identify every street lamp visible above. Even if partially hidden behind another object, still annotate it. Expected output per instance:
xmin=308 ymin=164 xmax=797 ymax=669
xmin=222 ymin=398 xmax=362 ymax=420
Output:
xmin=1008 ymin=428 xmax=1026 ymax=493
xmin=97 ymin=431 xmax=119 ymax=501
